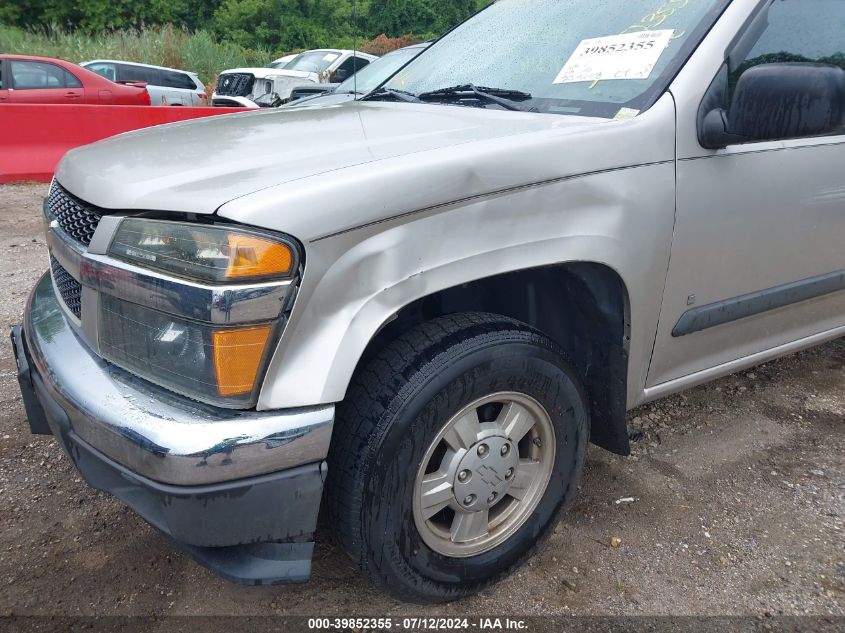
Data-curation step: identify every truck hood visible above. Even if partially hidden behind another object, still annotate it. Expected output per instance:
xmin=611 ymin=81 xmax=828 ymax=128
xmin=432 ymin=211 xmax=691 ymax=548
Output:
xmin=56 ymin=101 xmax=607 ymax=223
xmin=218 ymin=68 xmax=315 ymax=81
xmin=270 ymin=69 xmax=317 ymax=81
xmin=284 ymin=92 xmax=355 ymax=108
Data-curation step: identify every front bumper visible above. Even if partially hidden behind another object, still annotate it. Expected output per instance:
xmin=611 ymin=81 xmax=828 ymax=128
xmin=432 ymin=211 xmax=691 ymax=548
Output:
xmin=211 ymin=94 xmax=259 ymax=108
xmin=11 ymin=273 xmax=335 ymax=584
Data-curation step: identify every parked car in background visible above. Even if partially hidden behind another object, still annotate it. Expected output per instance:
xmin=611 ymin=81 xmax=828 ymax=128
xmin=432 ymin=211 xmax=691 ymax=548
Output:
xmin=212 ymin=49 xmax=377 ymax=107
xmin=286 ymin=42 xmax=430 ymax=107
xmin=0 ymin=54 xmax=150 ymax=105
xmin=211 ymin=67 xmax=301 ymax=108
xmin=81 ymin=60 xmax=206 ymax=106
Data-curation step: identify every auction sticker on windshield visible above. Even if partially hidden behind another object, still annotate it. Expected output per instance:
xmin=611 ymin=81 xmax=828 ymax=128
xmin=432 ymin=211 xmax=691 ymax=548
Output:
xmin=553 ymin=29 xmax=674 ymax=84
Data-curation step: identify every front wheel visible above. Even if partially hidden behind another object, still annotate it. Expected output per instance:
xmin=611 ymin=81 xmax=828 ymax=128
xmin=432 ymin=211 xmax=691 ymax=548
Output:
xmin=327 ymin=313 xmax=590 ymax=602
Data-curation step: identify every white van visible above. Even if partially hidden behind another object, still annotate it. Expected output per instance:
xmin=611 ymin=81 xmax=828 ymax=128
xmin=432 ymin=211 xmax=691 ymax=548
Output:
xmin=81 ymin=60 xmax=206 ymax=106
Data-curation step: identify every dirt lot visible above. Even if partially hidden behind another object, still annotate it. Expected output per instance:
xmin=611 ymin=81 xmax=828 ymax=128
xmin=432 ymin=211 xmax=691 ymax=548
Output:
xmin=0 ymin=183 xmax=842 ymax=618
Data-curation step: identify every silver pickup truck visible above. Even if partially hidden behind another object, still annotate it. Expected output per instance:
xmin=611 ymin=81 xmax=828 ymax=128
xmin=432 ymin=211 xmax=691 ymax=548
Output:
xmin=10 ymin=0 xmax=845 ymax=603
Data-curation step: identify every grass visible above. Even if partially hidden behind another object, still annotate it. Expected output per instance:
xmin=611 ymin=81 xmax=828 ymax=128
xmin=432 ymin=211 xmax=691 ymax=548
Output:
xmin=0 ymin=24 xmax=277 ymax=91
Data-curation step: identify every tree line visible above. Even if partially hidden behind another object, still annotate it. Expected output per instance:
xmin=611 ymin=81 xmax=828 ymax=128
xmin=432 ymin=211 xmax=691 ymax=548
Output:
xmin=0 ymin=0 xmax=491 ymax=52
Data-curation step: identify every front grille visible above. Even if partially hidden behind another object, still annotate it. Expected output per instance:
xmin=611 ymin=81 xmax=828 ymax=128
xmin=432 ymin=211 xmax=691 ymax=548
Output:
xmin=216 ymin=73 xmax=255 ymax=97
xmin=50 ymin=255 xmax=82 ymax=319
xmin=46 ymin=182 xmax=103 ymax=247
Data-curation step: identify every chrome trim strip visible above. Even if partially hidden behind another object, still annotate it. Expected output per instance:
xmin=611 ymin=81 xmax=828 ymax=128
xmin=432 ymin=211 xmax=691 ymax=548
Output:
xmin=45 ymin=219 xmax=84 ymax=279
xmin=80 ymin=286 xmax=99 ymax=351
xmin=81 ymin=254 xmax=292 ymax=324
xmin=46 ymin=263 xmax=82 ymax=328
xmin=24 ymin=273 xmax=334 ymax=486
xmin=45 ymin=217 xmax=87 ymax=334
xmin=86 ymin=214 xmax=124 ymax=255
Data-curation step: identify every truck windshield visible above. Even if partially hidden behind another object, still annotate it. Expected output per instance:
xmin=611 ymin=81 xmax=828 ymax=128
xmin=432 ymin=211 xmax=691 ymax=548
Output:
xmin=284 ymin=51 xmax=342 ymax=73
xmin=379 ymin=0 xmax=728 ymax=118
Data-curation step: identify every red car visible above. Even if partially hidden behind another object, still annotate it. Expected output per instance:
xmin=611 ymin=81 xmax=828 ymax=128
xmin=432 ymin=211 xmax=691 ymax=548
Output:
xmin=0 ymin=54 xmax=150 ymax=105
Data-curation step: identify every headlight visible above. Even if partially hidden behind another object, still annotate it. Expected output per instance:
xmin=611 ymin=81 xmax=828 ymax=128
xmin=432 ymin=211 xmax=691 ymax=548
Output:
xmin=97 ymin=218 xmax=299 ymax=408
xmin=99 ymin=291 xmax=276 ymax=407
xmin=108 ymin=219 xmax=296 ymax=283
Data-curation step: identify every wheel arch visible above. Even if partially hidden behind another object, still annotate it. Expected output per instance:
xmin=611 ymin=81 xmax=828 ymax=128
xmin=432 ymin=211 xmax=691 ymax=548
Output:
xmin=353 ymin=262 xmax=632 ymax=456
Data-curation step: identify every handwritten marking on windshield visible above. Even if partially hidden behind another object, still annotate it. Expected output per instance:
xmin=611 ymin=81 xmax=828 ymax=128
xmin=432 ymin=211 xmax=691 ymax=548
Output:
xmin=589 ymin=0 xmax=692 ymax=89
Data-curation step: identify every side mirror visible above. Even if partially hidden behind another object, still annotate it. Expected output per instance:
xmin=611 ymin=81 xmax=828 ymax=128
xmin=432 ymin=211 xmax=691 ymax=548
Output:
xmin=332 ymin=69 xmax=350 ymax=83
xmin=700 ymin=63 xmax=845 ymax=149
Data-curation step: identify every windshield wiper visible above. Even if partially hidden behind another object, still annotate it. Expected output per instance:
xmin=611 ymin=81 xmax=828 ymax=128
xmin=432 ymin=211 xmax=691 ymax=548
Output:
xmin=364 ymin=88 xmax=423 ymax=103
xmin=417 ymin=84 xmax=531 ymax=111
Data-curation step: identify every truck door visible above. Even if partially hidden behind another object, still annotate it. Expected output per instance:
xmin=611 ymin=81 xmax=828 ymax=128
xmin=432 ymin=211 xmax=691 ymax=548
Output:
xmin=648 ymin=0 xmax=845 ymax=389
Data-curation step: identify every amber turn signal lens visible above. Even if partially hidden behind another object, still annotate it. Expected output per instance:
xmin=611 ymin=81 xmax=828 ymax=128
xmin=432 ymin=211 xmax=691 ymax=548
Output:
xmin=212 ymin=325 xmax=272 ymax=396
xmin=226 ymin=234 xmax=293 ymax=279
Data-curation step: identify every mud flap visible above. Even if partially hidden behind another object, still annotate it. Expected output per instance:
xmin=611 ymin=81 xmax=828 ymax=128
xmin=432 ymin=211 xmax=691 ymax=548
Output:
xmin=10 ymin=325 xmax=52 ymax=436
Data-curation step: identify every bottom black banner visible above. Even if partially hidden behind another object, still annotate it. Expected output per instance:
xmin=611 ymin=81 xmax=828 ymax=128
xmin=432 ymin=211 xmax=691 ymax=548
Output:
xmin=1 ymin=616 xmax=842 ymax=633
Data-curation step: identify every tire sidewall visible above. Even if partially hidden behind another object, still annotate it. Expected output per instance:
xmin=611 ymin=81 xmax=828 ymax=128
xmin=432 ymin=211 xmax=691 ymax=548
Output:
xmin=360 ymin=337 xmax=589 ymax=600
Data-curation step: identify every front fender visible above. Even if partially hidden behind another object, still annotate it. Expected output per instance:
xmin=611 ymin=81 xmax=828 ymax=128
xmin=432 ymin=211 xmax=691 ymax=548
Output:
xmin=256 ymin=160 xmax=676 ymax=411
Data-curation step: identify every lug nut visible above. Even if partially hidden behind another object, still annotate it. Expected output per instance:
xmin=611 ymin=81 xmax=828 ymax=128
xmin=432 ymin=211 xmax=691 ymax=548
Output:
xmin=501 ymin=444 xmax=510 ymax=456
xmin=457 ymin=469 xmax=471 ymax=483
xmin=463 ymin=494 xmax=476 ymax=506
xmin=487 ymin=492 xmax=497 ymax=503
xmin=477 ymin=444 xmax=489 ymax=457
xmin=505 ymin=467 xmax=514 ymax=480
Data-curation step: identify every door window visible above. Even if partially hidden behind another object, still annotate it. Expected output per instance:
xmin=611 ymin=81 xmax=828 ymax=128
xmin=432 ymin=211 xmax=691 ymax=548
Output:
xmin=334 ymin=56 xmax=369 ymax=82
xmin=117 ymin=64 xmax=160 ymax=85
xmin=338 ymin=56 xmax=368 ymax=76
xmin=87 ymin=62 xmax=117 ymax=82
xmin=10 ymin=61 xmax=82 ymax=89
xmin=730 ymin=0 xmax=845 ymax=91
xmin=160 ymin=70 xmax=197 ymax=90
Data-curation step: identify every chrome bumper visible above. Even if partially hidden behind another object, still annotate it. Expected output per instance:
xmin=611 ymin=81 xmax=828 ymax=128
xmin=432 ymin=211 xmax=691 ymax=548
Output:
xmin=23 ymin=272 xmax=334 ymax=486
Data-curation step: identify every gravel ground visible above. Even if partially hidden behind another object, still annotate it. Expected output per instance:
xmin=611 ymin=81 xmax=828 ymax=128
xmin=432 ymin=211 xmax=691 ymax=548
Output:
xmin=0 ymin=183 xmax=842 ymax=618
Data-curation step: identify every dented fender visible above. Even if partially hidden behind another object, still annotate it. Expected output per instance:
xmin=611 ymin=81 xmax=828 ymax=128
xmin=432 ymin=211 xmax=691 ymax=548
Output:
xmin=228 ymin=97 xmax=680 ymax=411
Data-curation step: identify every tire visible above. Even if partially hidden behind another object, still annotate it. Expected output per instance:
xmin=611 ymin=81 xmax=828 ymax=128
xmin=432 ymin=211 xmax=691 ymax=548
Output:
xmin=326 ymin=312 xmax=590 ymax=602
